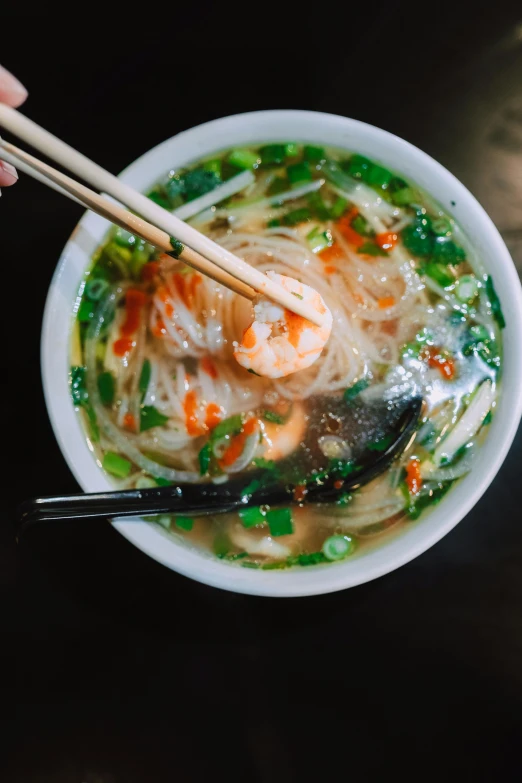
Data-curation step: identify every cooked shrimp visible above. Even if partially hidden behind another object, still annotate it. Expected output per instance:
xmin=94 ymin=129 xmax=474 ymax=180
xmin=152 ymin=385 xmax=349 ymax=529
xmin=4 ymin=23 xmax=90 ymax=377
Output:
xmin=261 ymin=402 xmax=306 ymax=461
xmin=233 ymin=271 xmax=333 ymax=379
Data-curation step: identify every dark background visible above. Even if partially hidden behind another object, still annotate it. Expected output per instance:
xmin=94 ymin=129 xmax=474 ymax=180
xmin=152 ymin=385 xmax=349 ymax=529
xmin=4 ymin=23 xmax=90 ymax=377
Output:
xmin=2 ymin=4 xmax=522 ymax=781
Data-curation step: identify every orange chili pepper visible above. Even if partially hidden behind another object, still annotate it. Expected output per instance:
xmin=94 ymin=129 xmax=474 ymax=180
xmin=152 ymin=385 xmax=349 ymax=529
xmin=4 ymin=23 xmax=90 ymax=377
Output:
xmin=406 ymin=458 xmax=422 ymax=495
xmin=376 ymin=232 xmax=398 ymax=251
xmin=378 ymin=296 xmax=396 ymax=309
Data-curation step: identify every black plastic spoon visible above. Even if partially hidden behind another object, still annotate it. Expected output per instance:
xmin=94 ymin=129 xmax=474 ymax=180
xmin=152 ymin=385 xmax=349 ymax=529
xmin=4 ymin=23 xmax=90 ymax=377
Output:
xmin=16 ymin=396 xmax=422 ymax=537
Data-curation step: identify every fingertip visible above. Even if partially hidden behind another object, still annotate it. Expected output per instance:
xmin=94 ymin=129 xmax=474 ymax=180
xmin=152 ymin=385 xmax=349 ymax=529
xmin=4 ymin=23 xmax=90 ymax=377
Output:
xmin=0 ymin=160 xmax=19 ymax=186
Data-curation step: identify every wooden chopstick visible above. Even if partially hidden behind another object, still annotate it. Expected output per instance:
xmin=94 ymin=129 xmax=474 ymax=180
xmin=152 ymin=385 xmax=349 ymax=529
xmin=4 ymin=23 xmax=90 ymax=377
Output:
xmin=0 ymin=105 xmax=325 ymax=327
xmin=0 ymin=139 xmax=258 ymax=299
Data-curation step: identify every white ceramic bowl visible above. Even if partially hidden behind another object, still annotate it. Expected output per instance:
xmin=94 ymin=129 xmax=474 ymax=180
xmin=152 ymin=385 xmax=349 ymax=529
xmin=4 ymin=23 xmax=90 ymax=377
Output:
xmin=42 ymin=110 xmax=522 ymax=597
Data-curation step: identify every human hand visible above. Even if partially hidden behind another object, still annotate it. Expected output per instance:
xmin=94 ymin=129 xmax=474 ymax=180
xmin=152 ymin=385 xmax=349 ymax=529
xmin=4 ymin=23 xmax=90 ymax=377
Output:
xmin=0 ymin=64 xmax=28 ymax=187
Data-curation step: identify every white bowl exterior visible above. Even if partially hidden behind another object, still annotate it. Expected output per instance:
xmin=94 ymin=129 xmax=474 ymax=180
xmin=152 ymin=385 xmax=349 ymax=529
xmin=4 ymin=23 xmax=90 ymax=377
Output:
xmin=42 ymin=110 xmax=522 ymax=596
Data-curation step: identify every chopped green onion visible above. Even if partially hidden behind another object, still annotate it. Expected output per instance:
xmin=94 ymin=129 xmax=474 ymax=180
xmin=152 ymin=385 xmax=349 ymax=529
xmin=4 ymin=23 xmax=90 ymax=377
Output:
xmin=241 ymin=561 xmax=260 ymax=569
xmin=239 ymin=506 xmax=266 ymax=528
xmin=343 ymin=378 xmax=370 ymax=403
xmin=287 ymin=161 xmax=312 ymax=184
xmin=455 ymin=275 xmax=479 ymax=303
xmin=329 ymin=196 xmax=348 ymax=219
xmin=85 ymin=405 xmax=99 ymax=443
xmin=139 ymin=359 xmax=151 ymax=401
xmin=165 ymin=177 xmax=185 ymax=206
xmin=77 ymin=299 xmax=95 ymax=322
xmin=262 ymin=561 xmax=288 ymax=570
xmin=423 ymin=261 xmax=455 ymax=288
xmin=227 ymin=148 xmax=260 ymax=170
xmin=97 ymin=371 xmax=115 ymax=405
xmin=175 ymin=516 xmax=194 ymax=531
xmin=292 ymin=292 xmax=304 ymax=300
xmin=284 ymin=142 xmax=299 ymax=158
xmin=282 ymin=207 xmax=312 ymax=226
xmin=102 ymin=451 xmax=132 ymax=478
xmin=260 ymin=144 xmax=286 ymax=167
xmin=304 ymin=145 xmax=325 ymax=163
xmin=262 ymin=410 xmax=285 ymax=424
xmin=483 ymin=411 xmax=493 ymax=426
xmin=469 ymin=324 xmax=489 ymax=341
xmin=484 ymin=275 xmax=505 ymax=329
xmin=85 ymin=277 xmax=109 ymax=301
xmin=267 ymin=218 xmax=281 ymax=228
xmin=198 ymin=442 xmax=211 ymax=475
xmin=266 ymin=507 xmax=293 ymax=537
xmin=322 ymin=534 xmax=355 ymax=561
xmin=140 ymin=405 xmax=169 ymax=432
xmin=306 ymin=226 xmax=333 ymax=254
xmin=155 ymin=477 xmax=171 ymax=487
xmin=155 ymin=515 xmax=172 ymax=530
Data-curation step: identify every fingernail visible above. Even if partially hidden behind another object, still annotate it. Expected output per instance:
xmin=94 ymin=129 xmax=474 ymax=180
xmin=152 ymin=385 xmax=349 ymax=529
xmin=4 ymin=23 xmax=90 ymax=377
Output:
xmin=0 ymin=160 xmax=18 ymax=184
xmin=0 ymin=65 xmax=28 ymax=105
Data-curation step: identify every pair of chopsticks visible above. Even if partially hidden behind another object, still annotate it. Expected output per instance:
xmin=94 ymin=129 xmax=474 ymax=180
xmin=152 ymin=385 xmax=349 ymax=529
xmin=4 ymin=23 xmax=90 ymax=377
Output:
xmin=0 ymin=104 xmax=323 ymax=326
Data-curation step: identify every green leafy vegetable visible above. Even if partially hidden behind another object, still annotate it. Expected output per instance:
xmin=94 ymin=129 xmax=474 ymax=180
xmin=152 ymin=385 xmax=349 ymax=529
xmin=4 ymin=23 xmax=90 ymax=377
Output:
xmin=184 ymin=168 xmax=222 ymax=200
xmin=85 ymin=277 xmax=109 ymax=301
xmin=431 ymin=238 xmax=466 ymax=266
xmin=169 ymin=237 xmax=184 ymax=258
xmin=402 ymin=218 xmax=434 ymax=257
xmin=423 ymin=261 xmax=455 ymax=288
xmin=357 ymin=242 xmax=385 ymax=256
xmin=140 ymin=405 xmax=169 ymax=432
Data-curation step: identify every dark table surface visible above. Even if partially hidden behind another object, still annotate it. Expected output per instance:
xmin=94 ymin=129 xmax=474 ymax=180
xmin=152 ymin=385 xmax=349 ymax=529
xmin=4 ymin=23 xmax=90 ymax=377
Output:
xmin=2 ymin=5 xmax=522 ymax=781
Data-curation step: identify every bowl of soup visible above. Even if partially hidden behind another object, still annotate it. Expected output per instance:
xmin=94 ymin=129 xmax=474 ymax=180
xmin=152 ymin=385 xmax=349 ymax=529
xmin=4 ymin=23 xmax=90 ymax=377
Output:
xmin=41 ymin=110 xmax=522 ymax=596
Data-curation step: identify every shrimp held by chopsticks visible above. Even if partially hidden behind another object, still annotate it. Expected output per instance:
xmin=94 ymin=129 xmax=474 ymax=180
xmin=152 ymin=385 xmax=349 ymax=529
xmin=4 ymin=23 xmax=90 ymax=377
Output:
xmin=233 ymin=271 xmax=333 ymax=379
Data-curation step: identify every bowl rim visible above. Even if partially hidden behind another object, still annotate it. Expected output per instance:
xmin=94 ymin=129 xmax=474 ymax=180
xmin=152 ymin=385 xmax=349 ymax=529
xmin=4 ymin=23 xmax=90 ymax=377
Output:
xmin=41 ymin=109 xmax=522 ymax=597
